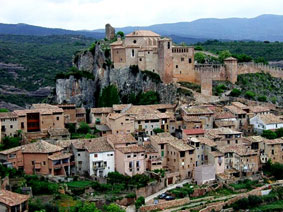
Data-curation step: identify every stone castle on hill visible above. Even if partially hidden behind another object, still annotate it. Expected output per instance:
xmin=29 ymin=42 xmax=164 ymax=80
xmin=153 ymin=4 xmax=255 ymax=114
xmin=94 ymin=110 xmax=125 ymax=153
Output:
xmin=106 ymin=24 xmax=283 ymax=95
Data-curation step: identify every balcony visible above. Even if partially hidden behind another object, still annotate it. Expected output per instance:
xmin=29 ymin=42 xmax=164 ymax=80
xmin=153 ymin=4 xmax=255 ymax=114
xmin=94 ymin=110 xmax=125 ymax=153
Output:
xmin=93 ymin=164 xmax=106 ymax=170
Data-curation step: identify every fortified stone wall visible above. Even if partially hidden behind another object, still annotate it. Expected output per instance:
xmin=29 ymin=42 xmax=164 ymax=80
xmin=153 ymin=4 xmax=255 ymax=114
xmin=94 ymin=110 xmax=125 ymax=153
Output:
xmin=238 ymin=62 xmax=283 ymax=79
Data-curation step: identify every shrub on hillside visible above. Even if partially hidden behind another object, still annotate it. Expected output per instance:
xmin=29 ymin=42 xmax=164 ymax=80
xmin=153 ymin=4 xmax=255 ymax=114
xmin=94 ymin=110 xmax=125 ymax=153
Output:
xmin=230 ymin=88 xmax=241 ymax=97
xmin=244 ymin=91 xmax=255 ymax=99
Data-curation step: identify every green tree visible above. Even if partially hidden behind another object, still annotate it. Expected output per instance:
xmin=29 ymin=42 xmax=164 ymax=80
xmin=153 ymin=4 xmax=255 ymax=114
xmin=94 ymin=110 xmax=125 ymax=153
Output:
xmin=232 ymin=54 xmax=253 ymax=62
xmin=255 ymin=56 xmax=268 ymax=65
xmin=194 ymin=46 xmax=203 ymax=51
xmin=135 ymin=196 xmax=145 ymax=209
xmin=218 ymin=50 xmax=232 ymax=62
xmin=104 ymin=203 xmax=125 ymax=212
xmin=257 ymin=95 xmax=267 ymax=102
xmin=262 ymin=130 xmax=277 ymax=139
xmin=98 ymin=85 xmax=120 ymax=107
xmin=116 ymin=31 xmax=125 ymax=38
xmin=230 ymin=88 xmax=241 ymax=97
xmin=137 ymin=91 xmax=159 ymax=105
xmin=79 ymin=202 xmax=101 ymax=212
xmin=194 ymin=52 xmax=206 ymax=64
xmin=275 ymin=128 xmax=283 ymax=138
xmin=77 ymin=122 xmax=91 ymax=134
xmin=0 ymin=108 xmax=9 ymax=112
xmin=153 ymin=128 xmax=164 ymax=134
xmin=244 ymin=91 xmax=255 ymax=99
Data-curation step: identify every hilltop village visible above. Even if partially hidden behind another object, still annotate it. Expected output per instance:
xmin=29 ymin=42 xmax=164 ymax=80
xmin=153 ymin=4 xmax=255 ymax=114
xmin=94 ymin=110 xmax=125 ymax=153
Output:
xmin=0 ymin=25 xmax=283 ymax=212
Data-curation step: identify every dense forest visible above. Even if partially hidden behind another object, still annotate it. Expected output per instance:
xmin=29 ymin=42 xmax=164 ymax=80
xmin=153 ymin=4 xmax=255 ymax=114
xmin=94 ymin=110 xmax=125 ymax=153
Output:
xmin=195 ymin=40 xmax=283 ymax=61
xmin=0 ymin=34 xmax=93 ymax=91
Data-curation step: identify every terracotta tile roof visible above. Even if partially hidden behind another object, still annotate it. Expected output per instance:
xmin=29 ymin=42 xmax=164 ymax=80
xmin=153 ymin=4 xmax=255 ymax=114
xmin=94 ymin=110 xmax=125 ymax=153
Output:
xmin=113 ymin=104 xmax=131 ymax=111
xmin=91 ymin=107 xmax=113 ymax=114
xmin=206 ymin=127 xmax=241 ymax=136
xmin=209 ymin=151 xmax=224 ymax=157
xmin=22 ymin=140 xmax=63 ymax=153
xmin=117 ymin=145 xmax=145 ymax=154
xmin=189 ymin=137 xmax=216 ymax=147
xmin=169 ymin=139 xmax=194 ymax=151
xmin=218 ymin=144 xmax=257 ymax=156
xmin=55 ymin=139 xmax=76 ymax=148
xmin=76 ymin=108 xmax=86 ymax=114
xmin=256 ymin=114 xmax=283 ymax=125
xmin=0 ymin=112 xmax=17 ymax=119
xmin=183 ymin=116 xmax=202 ymax=122
xmin=150 ymin=133 xmax=176 ymax=144
xmin=214 ymin=112 xmax=235 ymax=120
xmin=107 ymin=134 xmax=137 ymax=145
xmin=183 ymin=129 xmax=205 ymax=135
xmin=126 ymin=30 xmax=160 ymax=37
xmin=215 ymin=120 xmax=236 ymax=127
xmin=14 ymin=104 xmax=63 ymax=116
xmin=249 ymin=106 xmax=270 ymax=113
xmin=95 ymin=124 xmax=111 ymax=131
xmin=110 ymin=39 xmax=123 ymax=46
xmin=182 ymin=105 xmax=213 ymax=115
xmin=143 ymin=143 xmax=158 ymax=153
xmin=231 ymin=102 xmax=248 ymax=110
xmin=84 ymin=137 xmax=114 ymax=153
xmin=107 ymin=113 xmax=125 ymax=120
xmin=148 ymin=104 xmax=176 ymax=110
xmin=224 ymin=105 xmax=246 ymax=115
xmin=0 ymin=190 xmax=29 ymax=206
xmin=0 ymin=146 xmax=22 ymax=155
xmin=48 ymin=152 xmax=72 ymax=160
xmin=243 ymin=136 xmax=265 ymax=143
xmin=56 ymin=104 xmax=76 ymax=108
xmin=263 ymin=138 xmax=283 ymax=145
xmin=48 ymin=128 xmax=70 ymax=137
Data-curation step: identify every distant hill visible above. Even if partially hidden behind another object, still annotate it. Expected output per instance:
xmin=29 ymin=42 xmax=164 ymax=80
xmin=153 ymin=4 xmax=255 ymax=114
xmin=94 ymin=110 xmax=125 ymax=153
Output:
xmin=95 ymin=14 xmax=283 ymax=42
xmin=0 ymin=23 xmax=104 ymax=39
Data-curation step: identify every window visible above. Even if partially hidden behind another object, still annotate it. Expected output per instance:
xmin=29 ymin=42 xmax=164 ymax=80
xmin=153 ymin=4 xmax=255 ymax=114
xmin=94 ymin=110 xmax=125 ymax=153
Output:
xmin=32 ymin=161 xmax=35 ymax=165
xmin=127 ymin=155 xmax=131 ymax=158
xmin=94 ymin=154 xmax=98 ymax=158
xmin=133 ymin=154 xmax=137 ymax=157
xmin=78 ymin=161 xmax=82 ymax=164
xmin=181 ymin=58 xmax=184 ymax=62
xmin=133 ymin=40 xmax=137 ymax=44
xmin=10 ymin=125 xmax=13 ymax=129
xmin=176 ymin=65 xmax=178 ymax=69
xmin=21 ymin=122 xmax=24 ymax=129
xmin=188 ymin=58 xmax=192 ymax=63
xmin=43 ymin=161 xmax=46 ymax=166
xmin=78 ymin=153 xmax=80 ymax=156
xmin=139 ymin=58 xmax=142 ymax=61
xmin=57 ymin=117 xmax=59 ymax=121
xmin=131 ymin=49 xmax=135 ymax=57
xmin=136 ymin=161 xmax=140 ymax=167
xmin=227 ymin=140 xmax=230 ymax=145
xmin=167 ymin=42 xmax=170 ymax=49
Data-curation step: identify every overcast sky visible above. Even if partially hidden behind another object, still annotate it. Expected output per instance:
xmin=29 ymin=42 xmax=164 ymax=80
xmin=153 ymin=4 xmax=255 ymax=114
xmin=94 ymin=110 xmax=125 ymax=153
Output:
xmin=0 ymin=0 xmax=282 ymax=30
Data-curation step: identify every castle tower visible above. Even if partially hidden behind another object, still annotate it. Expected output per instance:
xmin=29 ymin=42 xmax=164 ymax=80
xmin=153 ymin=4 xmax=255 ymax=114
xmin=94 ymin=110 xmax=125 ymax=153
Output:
xmin=157 ymin=38 xmax=173 ymax=84
xmin=224 ymin=57 xmax=238 ymax=84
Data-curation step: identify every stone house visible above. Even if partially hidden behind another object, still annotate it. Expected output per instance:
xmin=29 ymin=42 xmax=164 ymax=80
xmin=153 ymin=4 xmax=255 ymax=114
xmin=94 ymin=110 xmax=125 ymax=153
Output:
xmin=249 ymin=106 xmax=270 ymax=116
xmin=90 ymin=107 xmax=113 ymax=125
xmin=250 ymin=113 xmax=283 ymax=134
xmin=143 ymin=141 xmax=162 ymax=171
xmin=0 ymin=140 xmax=73 ymax=176
xmin=0 ymin=189 xmax=29 ymax=212
xmin=213 ymin=112 xmax=237 ymax=130
xmin=181 ymin=105 xmax=214 ymax=129
xmin=57 ymin=104 xmax=77 ymax=124
xmin=75 ymin=108 xmax=86 ymax=123
xmin=166 ymin=138 xmax=195 ymax=180
xmin=218 ymin=144 xmax=259 ymax=176
xmin=182 ymin=115 xmax=203 ymax=130
xmin=259 ymin=138 xmax=283 ymax=164
xmin=14 ymin=104 xmax=65 ymax=141
xmin=188 ymin=137 xmax=224 ymax=174
xmin=205 ymin=127 xmax=242 ymax=147
xmin=224 ymin=105 xmax=248 ymax=129
xmin=194 ymin=164 xmax=215 ymax=185
xmin=182 ymin=129 xmax=205 ymax=140
xmin=110 ymin=30 xmax=194 ymax=84
xmin=0 ymin=112 xmax=18 ymax=141
xmin=106 ymin=113 xmax=135 ymax=135
xmin=115 ymin=145 xmax=145 ymax=176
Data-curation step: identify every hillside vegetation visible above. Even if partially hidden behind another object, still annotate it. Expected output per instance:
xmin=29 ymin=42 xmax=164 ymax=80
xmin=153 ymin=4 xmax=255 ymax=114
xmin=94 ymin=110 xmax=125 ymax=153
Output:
xmin=195 ymin=40 xmax=283 ymax=61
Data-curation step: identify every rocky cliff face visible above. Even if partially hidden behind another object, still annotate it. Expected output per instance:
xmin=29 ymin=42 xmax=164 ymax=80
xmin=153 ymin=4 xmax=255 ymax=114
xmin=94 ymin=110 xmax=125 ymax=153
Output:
xmin=56 ymin=43 xmax=187 ymax=108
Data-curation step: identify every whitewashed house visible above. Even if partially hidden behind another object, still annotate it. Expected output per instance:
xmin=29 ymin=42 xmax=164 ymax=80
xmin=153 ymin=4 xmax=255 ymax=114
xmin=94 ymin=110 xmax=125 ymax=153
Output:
xmin=85 ymin=137 xmax=115 ymax=177
xmin=250 ymin=114 xmax=283 ymax=134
